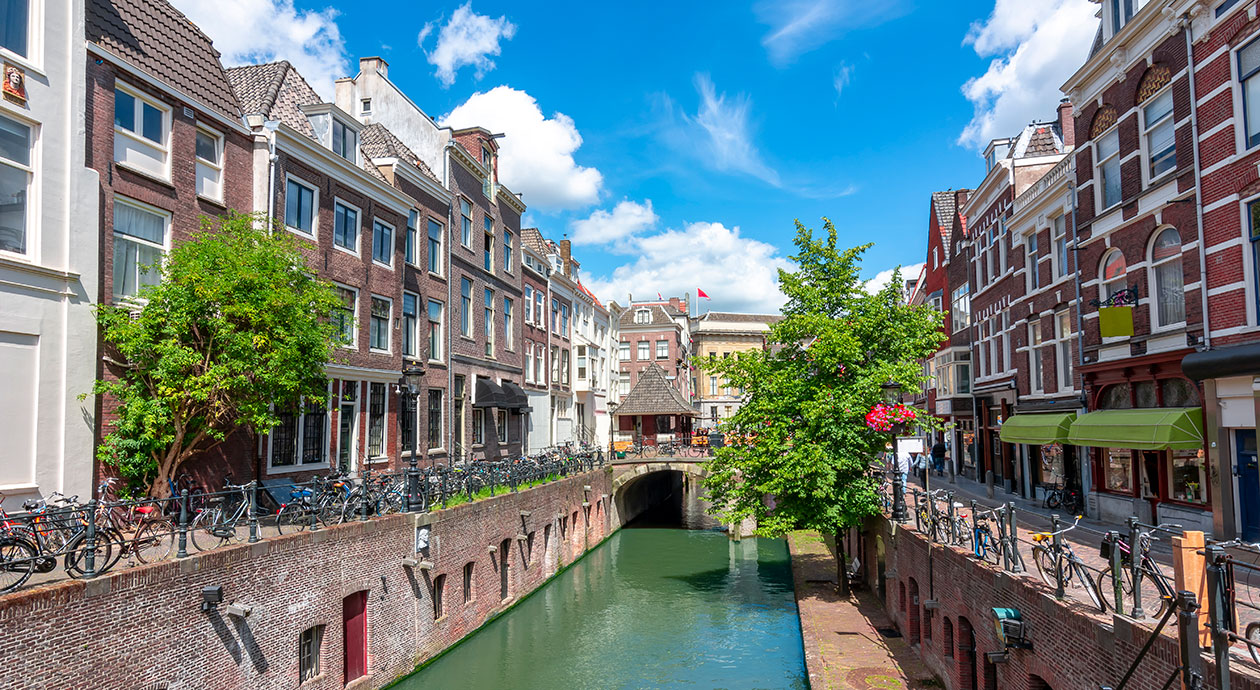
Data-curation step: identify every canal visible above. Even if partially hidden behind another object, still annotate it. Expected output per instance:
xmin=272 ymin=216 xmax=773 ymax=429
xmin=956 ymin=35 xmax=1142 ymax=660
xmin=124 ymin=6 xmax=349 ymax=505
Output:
xmin=393 ymin=474 xmax=808 ymax=689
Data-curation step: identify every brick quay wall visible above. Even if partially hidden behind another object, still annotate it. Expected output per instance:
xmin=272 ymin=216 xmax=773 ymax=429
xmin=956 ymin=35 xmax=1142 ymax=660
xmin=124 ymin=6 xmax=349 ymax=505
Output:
xmin=864 ymin=515 xmax=1260 ymax=690
xmin=0 ymin=469 xmax=615 ymax=690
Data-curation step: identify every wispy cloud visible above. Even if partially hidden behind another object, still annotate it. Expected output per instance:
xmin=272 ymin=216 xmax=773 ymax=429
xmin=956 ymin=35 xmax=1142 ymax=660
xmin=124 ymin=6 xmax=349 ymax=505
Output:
xmin=756 ymin=0 xmax=910 ymax=66
xmin=173 ymin=0 xmax=347 ymax=99
xmin=833 ymin=62 xmax=854 ymax=99
xmin=685 ymin=74 xmax=780 ymax=186
xmin=958 ymin=0 xmax=1095 ymax=148
xmin=420 ymin=2 xmax=516 ymax=87
xmin=570 ymin=199 xmax=658 ymax=247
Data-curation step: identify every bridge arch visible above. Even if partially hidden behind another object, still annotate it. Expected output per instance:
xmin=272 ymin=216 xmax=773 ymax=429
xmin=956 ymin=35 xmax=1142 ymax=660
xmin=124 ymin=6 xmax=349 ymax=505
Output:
xmin=610 ymin=461 xmax=710 ymax=526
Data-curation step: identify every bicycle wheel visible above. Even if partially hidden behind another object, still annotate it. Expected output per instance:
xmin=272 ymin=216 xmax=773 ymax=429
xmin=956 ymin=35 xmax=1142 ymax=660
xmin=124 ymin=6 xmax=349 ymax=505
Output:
xmin=1046 ymin=491 xmax=1062 ymax=509
xmin=1096 ymin=564 xmax=1130 ymax=613
xmin=132 ymin=519 xmax=175 ymax=563
xmin=976 ymin=527 xmax=1002 ymax=565
xmin=1076 ymin=563 xmax=1106 ymax=612
xmin=98 ymin=527 xmax=127 ymax=572
xmin=1033 ymin=546 xmax=1059 ymax=588
xmin=0 ymin=536 xmax=37 ymax=593
xmin=276 ymin=503 xmax=311 ymax=534
xmin=1063 ymin=492 xmax=1083 ymax=516
xmin=643 ymin=444 xmax=658 ymax=459
xmin=63 ymin=530 xmax=116 ymax=578
xmin=1247 ymin=622 xmax=1260 ymax=665
xmin=189 ymin=511 xmax=237 ymax=552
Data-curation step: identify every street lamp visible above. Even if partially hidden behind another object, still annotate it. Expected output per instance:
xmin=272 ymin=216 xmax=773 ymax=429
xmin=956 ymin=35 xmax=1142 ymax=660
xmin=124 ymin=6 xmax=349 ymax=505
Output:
xmin=400 ymin=362 xmax=426 ymax=512
xmin=880 ymin=379 xmax=910 ymax=522
xmin=880 ymin=379 xmax=903 ymax=403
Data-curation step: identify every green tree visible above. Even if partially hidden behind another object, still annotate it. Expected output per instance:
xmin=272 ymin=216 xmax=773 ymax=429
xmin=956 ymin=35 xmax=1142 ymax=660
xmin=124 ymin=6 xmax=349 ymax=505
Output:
xmin=700 ymin=219 xmax=945 ymax=590
xmin=91 ymin=213 xmax=343 ymax=496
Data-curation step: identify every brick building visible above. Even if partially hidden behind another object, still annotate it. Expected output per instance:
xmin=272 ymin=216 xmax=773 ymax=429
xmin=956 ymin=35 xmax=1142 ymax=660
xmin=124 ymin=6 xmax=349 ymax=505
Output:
xmin=612 ymin=296 xmax=692 ymax=398
xmin=935 ymin=190 xmax=979 ymax=478
xmin=690 ymin=311 xmax=777 ymax=428
xmin=520 ymin=229 xmax=551 ymax=451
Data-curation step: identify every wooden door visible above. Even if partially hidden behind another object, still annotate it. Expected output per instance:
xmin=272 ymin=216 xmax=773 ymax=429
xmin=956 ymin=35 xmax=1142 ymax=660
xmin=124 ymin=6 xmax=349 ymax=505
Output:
xmin=343 ymin=591 xmax=367 ymax=683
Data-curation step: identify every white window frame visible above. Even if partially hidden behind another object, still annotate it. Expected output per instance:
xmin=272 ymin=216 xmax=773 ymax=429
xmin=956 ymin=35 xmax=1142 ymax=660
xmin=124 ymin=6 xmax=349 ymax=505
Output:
xmin=369 ymin=294 xmax=392 ymax=353
xmin=405 ymin=210 xmax=418 ymax=267
xmin=194 ymin=124 xmax=224 ymax=202
xmin=655 ymin=339 xmax=668 ymax=360
xmin=1026 ymin=229 xmax=1040 ymax=292
xmin=0 ymin=0 xmax=40 ymax=68
xmin=1051 ymin=215 xmax=1069 ymax=280
xmin=504 ymin=296 xmax=514 ymax=352
xmin=524 ymin=286 xmax=534 ymax=323
xmin=428 ymin=299 xmax=444 ymax=363
xmin=1095 ymin=127 xmax=1122 ymax=212
xmin=619 ymin=341 xmax=630 ymax=361
xmin=1237 ymin=35 xmax=1260 ymax=153
xmin=332 ymin=197 xmax=362 ymax=256
xmin=402 ymin=291 xmax=419 ymax=359
xmin=503 ymin=229 xmax=513 ymax=273
xmin=113 ymin=82 xmax=171 ymax=180
xmin=266 ymin=390 xmax=332 ymax=473
xmin=460 ymin=278 xmax=473 ymax=338
xmin=525 ymin=344 xmax=534 ymax=384
xmin=283 ymin=174 xmax=318 ymax=238
xmin=331 ymin=118 xmax=357 ymax=163
xmin=1029 ymin=321 xmax=1044 ymax=394
xmin=366 ymin=381 xmax=389 ymax=460
xmin=371 ymin=217 xmax=394 ymax=269
xmin=460 ymin=198 xmax=473 ymax=247
xmin=1055 ymin=310 xmax=1075 ymax=391
xmin=427 ymin=217 xmax=444 ymax=276
xmin=484 ymin=287 xmax=495 ymax=358
xmin=333 ymin=283 xmax=358 ymax=350
xmin=1141 ymin=87 xmax=1176 ymax=184
xmin=0 ymin=110 xmax=35 ymax=258
xmin=950 ymin=285 xmax=969 ymax=333
xmin=637 ymin=341 xmax=649 ymax=361
xmin=1148 ymin=226 xmax=1187 ymax=331
xmin=1100 ymin=248 xmax=1128 ymax=303
xmin=111 ymin=195 xmax=171 ymax=300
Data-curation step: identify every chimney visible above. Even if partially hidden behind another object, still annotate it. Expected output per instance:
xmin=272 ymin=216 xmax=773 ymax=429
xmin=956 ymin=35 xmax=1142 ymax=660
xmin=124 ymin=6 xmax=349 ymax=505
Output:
xmin=360 ymin=56 xmax=389 ymax=79
xmin=560 ymin=239 xmax=571 ymax=277
xmin=1058 ymin=98 xmax=1074 ymax=150
xmin=668 ymin=297 xmax=681 ymax=312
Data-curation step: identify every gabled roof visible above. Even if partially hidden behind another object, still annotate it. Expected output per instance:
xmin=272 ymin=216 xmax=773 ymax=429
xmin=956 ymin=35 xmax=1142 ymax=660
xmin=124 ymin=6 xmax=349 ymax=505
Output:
xmin=360 ymin=124 xmax=440 ymax=185
xmin=613 ymin=364 xmax=696 ymax=417
xmin=520 ymin=227 xmax=549 ymax=256
xmin=619 ymin=304 xmax=678 ymax=328
xmin=930 ymin=191 xmax=956 ymax=254
xmin=576 ymin=282 xmax=603 ymax=309
xmin=696 ymin=312 xmax=781 ymax=324
xmin=87 ymin=0 xmax=241 ymax=121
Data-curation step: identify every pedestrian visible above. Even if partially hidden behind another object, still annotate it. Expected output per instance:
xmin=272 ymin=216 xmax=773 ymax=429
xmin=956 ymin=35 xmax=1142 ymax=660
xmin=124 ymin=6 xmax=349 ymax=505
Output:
xmin=931 ymin=440 xmax=946 ymax=477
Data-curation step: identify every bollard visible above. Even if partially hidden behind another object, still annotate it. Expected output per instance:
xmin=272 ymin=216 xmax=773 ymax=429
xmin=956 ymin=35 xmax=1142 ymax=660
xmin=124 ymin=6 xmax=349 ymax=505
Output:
xmin=402 ymin=472 xmax=412 ymax=514
xmin=1128 ymin=517 xmax=1145 ymax=619
xmin=1205 ymin=546 xmax=1230 ymax=690
xmin=970 ymin=500 xmax=978 ymax=549
xmin=1050 ymin=514 xmax=1064 ymax=599
xmin=1171 ymin=530 xmax=1207 ymax=649
xmin=247 ymin=481 xmax=259 ymax=543
xmin=83 ymin=499 xmax=99 ymax=579
xmin=177 ymin=489 xmax=189 ymax=558
xmin=1108 ymin=531 xmax=1124 ymax=617
xmin=1007 ymin=504 xmax=1024 ymax=572
xmin=912 ymin=489 xmax=922 ymax=532
xmin=309 ymin=499 xmax=319 ymax=531
xmin=359 ymin=477 xmax=369 ymax=522
xmin=891 ymin=471 xmax=909 ymax=523
xmin=1177 ymin=591 xmax=1205 ymax=690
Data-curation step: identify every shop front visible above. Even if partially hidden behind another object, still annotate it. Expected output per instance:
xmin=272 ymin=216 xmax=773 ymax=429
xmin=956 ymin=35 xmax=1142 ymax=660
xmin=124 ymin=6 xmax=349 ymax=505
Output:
xmin=998 ymin=410 xmax=1078 ymax=502
xmin=975 ymin=389 xmax=1017 ymax=494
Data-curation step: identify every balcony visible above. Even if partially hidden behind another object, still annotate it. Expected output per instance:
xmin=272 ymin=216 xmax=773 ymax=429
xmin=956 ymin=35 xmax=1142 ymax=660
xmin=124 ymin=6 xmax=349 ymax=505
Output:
xmin=1012 ymin=155 xmax=1073 ymax=215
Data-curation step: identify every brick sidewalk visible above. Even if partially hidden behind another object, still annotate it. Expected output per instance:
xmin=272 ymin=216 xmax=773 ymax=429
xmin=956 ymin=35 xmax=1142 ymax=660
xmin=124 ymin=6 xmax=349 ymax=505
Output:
xmin=787 ymin=531 xmax=941 ymax=690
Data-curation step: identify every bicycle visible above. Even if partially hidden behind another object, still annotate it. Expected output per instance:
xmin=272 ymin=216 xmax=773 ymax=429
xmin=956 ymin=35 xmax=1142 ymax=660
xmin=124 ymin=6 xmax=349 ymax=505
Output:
xmin=1043 ymin=482 xmax=1083 ymax=515
xmin=189 ymin=480 xmax=253 ymax=552
xmin=972 ymin=506 xmax=1003 ymax=565
xmin=1095 ymin=523 xmax=1179 ymax=620
xmin=1032 ymin=516 xmax=1105 ymax=612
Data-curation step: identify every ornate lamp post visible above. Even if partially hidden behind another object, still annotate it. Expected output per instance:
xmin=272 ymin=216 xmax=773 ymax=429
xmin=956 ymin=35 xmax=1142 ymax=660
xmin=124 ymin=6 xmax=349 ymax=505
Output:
xmin=881 ymin=380 xmax=909 ymax=522
xmin=400 ymin=362 xmax=426 ymax=512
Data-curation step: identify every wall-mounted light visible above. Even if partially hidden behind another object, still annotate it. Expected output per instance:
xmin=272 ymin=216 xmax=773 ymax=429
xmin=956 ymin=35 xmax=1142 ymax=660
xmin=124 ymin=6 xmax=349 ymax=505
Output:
xmin=201 ymin=586 xmax=224 ymax=612
xmin=992 ymin=607 xmax=1031 ymax=650
xmin=224 ymin=603 xmax=253 ymax=619
xmin=487 ymin=545 xmax=497 ymax=554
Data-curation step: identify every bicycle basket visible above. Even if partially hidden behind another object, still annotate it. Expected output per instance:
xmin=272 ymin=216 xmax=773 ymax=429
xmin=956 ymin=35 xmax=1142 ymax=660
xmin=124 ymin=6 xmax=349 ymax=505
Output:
xmin=1099 ymin=539 xmax=1111 ymax=560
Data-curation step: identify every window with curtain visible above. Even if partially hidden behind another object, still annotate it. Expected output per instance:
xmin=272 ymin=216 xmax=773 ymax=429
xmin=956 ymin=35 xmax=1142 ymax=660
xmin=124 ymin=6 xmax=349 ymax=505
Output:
xmin=1242 ymin=37 xmax=1260 ymax=149
xmin=1097 ymin=129 xmax=1121 ymax=209
xmin=1150 ymin=227 xmax=1185 ymax=327
xmin=112 ymin=199 xmax=167 ymax=298
xmin=1143 ymin=90 xmax=1176 ymax=178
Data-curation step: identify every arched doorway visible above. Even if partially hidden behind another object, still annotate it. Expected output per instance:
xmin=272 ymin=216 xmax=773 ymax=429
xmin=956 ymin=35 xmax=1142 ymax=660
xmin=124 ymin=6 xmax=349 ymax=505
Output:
xmin=957 ymin=616 xmax=977 ymax=690
xmin=875 ymin=535 xmax=886 ymax=603
xmin=907 ymin=578 xmax=921 ymax=645
xmin=1028 ymin=674 xmax=1054 ymax=690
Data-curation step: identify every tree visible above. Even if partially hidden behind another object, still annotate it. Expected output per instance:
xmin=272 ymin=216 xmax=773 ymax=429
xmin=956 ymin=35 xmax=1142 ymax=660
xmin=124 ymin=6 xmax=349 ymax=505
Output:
xmin=91 ymin=213 xmax=343 ymax=496
xmin=700 ymin=218 xmax=945 ymax=592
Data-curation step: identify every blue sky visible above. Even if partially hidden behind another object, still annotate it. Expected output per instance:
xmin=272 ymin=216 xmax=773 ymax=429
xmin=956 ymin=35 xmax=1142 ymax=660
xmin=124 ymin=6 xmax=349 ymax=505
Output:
xmin=176 ymin=0 xmax=1098 ymax=312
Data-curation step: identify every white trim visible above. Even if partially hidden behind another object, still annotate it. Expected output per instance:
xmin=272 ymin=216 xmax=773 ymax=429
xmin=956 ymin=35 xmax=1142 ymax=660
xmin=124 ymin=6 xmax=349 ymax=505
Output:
xmin=1209 ymin=281 xmax=1248 ymax=296
xmin=112 ymin=81 xmax=172 ymax=181
xmin=370 ymin=217 xmax=395 ymax=269
xmin=194 ymin=123 xmax=224 ymax=203
xmin=332 ymin=282 xmax=359 ymax=351
xmin=283 ymin=173 xmax=319 ymax=239
xmin=332 ymin=197 xmax=362 ymax=257
xmin=368 ymin=293 xmax=393 ymax=354
xmin=1204 ymin=194 xmax=1241 ymax=214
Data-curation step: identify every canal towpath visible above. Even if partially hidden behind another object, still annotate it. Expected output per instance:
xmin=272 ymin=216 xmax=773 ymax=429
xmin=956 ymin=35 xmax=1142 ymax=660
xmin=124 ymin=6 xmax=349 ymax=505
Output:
xmin=787 ymin=531 xmax=941 ymax=690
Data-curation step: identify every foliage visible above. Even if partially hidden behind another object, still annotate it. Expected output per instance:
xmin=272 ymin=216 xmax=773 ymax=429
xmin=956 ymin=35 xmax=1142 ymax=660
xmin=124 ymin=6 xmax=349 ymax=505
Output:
xmin=90 ymin=213 xmax=343 ymax=496
xmin=698 ymin=219 xmax=946 ymax=537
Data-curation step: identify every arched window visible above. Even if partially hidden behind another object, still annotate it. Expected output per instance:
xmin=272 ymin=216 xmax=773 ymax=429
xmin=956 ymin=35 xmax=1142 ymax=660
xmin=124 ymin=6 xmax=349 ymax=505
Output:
xmin=1101 ymin=249 xmax=1127 ymax=302
xmin=1149 ymin=227 xmax=1185 ymax=327
xmin=943 ymin=617 xmax=955 ymax=658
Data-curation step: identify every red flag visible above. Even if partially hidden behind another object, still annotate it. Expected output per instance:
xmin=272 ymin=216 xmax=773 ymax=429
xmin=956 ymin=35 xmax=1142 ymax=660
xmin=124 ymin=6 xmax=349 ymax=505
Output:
xmin=657 ymin=292 xmax=663 ymax=300
xmin=697 ymin=288 xmax=710 ymax=299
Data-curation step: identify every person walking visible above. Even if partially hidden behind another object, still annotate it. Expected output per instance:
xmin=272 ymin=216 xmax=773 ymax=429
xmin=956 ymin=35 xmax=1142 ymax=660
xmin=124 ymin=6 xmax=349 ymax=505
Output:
xmin=931 ymin=440 xmax=947 ymax=477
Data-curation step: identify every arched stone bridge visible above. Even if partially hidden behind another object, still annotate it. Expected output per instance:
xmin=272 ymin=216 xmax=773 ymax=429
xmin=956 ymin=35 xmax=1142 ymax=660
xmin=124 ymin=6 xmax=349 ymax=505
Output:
xmin=608 ymin=458 xmax=755 ymax=537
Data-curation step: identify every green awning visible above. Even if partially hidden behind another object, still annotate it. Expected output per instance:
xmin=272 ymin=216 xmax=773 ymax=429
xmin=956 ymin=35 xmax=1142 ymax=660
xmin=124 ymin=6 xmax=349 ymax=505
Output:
xmin=1066 ymin=408 xmax=1203 ymax=451
xmin=999 ymin=412 xmax=1076 ymax=445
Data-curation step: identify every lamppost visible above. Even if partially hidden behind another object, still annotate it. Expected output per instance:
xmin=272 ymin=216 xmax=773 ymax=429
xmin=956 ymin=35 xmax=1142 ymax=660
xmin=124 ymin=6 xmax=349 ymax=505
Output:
xmin=881 ymin=380 xmax=909 ymax=522
xmin=400 ymin=362 xmax=426 ymax=512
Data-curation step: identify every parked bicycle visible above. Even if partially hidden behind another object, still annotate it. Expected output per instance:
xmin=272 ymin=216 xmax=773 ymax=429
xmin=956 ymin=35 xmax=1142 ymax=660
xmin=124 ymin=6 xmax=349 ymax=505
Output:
xmin=1032 ymin=516 xmax=1105 ymax=612
xmin=1043 ymin=482 xmax=1083 ymax=515
xmin=1095 ymin=522 xmax=1180 ymax=620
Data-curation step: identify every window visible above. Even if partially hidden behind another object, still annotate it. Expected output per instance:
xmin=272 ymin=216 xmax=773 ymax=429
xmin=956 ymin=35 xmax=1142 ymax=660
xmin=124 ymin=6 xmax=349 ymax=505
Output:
xmin=270 ymin=399 xmax=328 ymax=468
xmin=1026 ymin=230 xmax=1040 ymax=291
xmin=1 ymin=0 xmax=30 ymax=57
xmin=1029 ymin=322 xmax=1044 ymax=394
xmin=334 ymin=201 xmax=359 ymax=253
xmin=285 ymin=178 xmax=315 ymax=235
xmin=710 ymin=376 xmax=718 ymax=395
xmin=1150 ymin=227 xmax=1185 ymax=327
xmin=402 ymin=292 xmax=418 ymax=358
xmin=619 ymin=371 xmax=630 ymax=395
xmin=472 ymin=408 xmax=485 ymax=445
xmin=634 ymin=308 xmax=651 ymax=324
xmin=484 ymin=288 xmax=495 ymax=357
xmin=360 ymin=98 xmax=372 ymax=115
xmin=483 ymin=223 xmax=494 ymax=272
xmin=428 ymin=390 xmax=443 ymax=450
xmin=367 ymin=382 xmax=386 ymax=458
xmin=372 ymin=219 xmax=393 ymax=266
xmin=637 ymin=341 xmax=649 ymax=360
xmin=1109 ymin=0 xmax=1145 ymax=35
xmin=1143 ymin=90 xmax=1176 ymax=179
xmin=535 ymin=291 xmax=545 ymax=327
xmin=1052 ymin=215 xmax=1069 ymax=279
xmin=433 ymin=575 xmax=446 ymax=620
xmin=561 ymin=349 xmax=570 ymax=386
xmin=1101 ymin=249 xmax=1128 ymax=303
xmin=331 ymin=119 xmax=356 ymax=162
xmin=656 ymin=340 xmax=668 ymax=359
xmin=428 ymin=300 xmax=443 ymax=361
xmin=1169 ymin=449 xmax=1207 ymax=503
xmin=526 ymin=346 xmax=534 ymax=384
xmin=114 ymin=85 xmax=169 ymax=178
xmin=1056 ymin=311 xmax=1074 ymax=390
xmin=950 ymin=285 xmax=970 ymax=333
xmin=524 ymin=286 xmax=533 ymax=323
xmin=427 ymin=219 xmax=443 ymax=274
xmin=561 ymin=304 xmax=570 ymax=337
xmin=504 ymin=297 xmax=514 ymax=350
xmin=577 ymin=345 xmax=587 ymax=380
xmin=333 ymin=286 xmax=356 ymax=346
xmin=1242 ymin=37 xmax=1260 ymax=149
xmin=1219 ymin=0 xmax=1242 ymax=17
xmin=194 ymin=127 xmax=223 ymax=200
xmin=299 ymin=625 xmax=323 ymax=683
xmin=0 ymin=114 xmax=31 ymax=254
xmin=503 ymin=230 xmax=513 ymax=272
xmin=405 ymin=211 xmax=418 ymax=265
xmin=497 ymin=409 xmax=507 ymax=443
xmin=1106 ymin=449 xmax=1133 ymax=492
xmin=619 ymin=341 xmax=630 ymax=361
xmin=460 ymin=199 xmax=472 ymax=246
xmin=369 ymin=296 xmax=390 ymax=352
xmin=551 ymin=346 xmax=560 ymax=383
xmin=112 ymin=199 xmax=168 ymax=298
xmin=460 ymin=278 xmax=473 ymax=337
xmin=463 ymin=562 xmax=475 ymax=602
xmin=1097 ymin=129 xmax=1121 ymax=210
xmin=535 ymin=344 xmax=545 ymax=383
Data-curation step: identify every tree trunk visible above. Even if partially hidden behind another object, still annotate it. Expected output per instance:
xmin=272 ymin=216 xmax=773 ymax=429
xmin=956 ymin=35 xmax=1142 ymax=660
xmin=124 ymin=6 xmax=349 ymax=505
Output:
xmin=836 ymin=528 xmax=850 ymax=597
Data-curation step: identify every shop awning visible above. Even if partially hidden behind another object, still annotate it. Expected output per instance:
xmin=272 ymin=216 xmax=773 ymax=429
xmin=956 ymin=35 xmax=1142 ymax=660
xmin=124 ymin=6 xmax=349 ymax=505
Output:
xmin=1066 ymin=407 xmax=1204 ymax=451
xmin=500 ymin=382 xmax=529 ymax=411
xmin=473 ymin=378 xmax=506 ymax=409
xmin=998 ymin=412 xmax=1076 ymax=445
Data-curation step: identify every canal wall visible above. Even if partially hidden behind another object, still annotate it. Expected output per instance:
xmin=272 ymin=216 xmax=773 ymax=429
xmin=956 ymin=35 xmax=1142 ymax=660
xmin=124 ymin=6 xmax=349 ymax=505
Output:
xmin=0 ymin=469 xmax=615 ymax=690
xmin=862 ymin=515 xmax=1260 ymax=690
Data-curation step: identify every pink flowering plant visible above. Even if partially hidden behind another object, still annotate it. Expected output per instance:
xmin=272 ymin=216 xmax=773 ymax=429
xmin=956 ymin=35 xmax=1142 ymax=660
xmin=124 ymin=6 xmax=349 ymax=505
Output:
xmin=864 ymin=403 xmax=917 ymax=432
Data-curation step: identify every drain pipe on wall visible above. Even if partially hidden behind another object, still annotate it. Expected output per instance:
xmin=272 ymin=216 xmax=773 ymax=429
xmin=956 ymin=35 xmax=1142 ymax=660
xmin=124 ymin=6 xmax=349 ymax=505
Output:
xmin=1068 ymin=174 xmax=1094 ymax=507
xmin=444 ymin=139 xmax=456 ymax=463
xmin=1182 ymin=12 xmax=1212 ymax=351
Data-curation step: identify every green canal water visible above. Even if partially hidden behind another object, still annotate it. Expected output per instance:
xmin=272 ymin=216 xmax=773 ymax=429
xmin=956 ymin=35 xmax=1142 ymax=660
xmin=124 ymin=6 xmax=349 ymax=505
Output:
xmin=393 ymin=492 xmax=808 ymax=689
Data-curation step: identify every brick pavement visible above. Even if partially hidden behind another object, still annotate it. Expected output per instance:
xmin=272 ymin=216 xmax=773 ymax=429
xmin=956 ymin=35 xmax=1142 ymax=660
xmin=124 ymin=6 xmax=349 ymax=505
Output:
xmin=787 ymin=530 xmax=942 ymax=690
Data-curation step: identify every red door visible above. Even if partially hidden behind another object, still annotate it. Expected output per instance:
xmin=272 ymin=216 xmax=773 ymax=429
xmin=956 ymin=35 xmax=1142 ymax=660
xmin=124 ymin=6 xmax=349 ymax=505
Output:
xmin=343 ymin=591 xmax=367 ymax=683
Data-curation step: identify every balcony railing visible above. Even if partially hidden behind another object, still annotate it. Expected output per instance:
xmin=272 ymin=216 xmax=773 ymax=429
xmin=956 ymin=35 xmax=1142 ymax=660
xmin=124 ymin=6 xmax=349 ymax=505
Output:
xmin=1012 ymin=155 xmax=1074 ymax=215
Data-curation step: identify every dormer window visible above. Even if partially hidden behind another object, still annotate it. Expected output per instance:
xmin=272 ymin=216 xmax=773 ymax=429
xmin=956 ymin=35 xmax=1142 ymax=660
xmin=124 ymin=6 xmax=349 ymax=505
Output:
xmin=482 ymin=146 xmax=492 ymax=168
xmin=361 ymin=99 xmax=372 ymax=115
xmin=1109 ymin=0 xmax=1147 ymax=37
xmin=634 ymin=309 xmax=651 ymax=325
xmin=332 ymin=119 xmax=357 ymax=162
xmin=983 ymin=140 xmax=1010 ymax=172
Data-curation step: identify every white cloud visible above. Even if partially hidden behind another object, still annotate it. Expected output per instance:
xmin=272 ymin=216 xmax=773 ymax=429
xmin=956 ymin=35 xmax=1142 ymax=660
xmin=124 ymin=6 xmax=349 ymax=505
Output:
xmin=833 ymin=63 xmax=854 ymax=98
xmin=417 ymin=22 xmax=435 ymax=46
xmin=173 ymin=0 xmax=348 ymax=99
xmin=570 ymin=200 xmax=658 ymax=247
xmin=588 ymin=222 xmax=789 ymax=314
xmin=423 ymin=2 xmax=516 ymax=87
xmin=756 ymin=0 xmax=909 ymax=66
xmin=442 ymin=86 xmax=603 ymax=210
xmin=864 ymin=262 xmax=925 ymax=295
xmin=958 ymin=0 xmax=1096 ymax=148
xmin=687 ymin=74 xmax=780 ymax=186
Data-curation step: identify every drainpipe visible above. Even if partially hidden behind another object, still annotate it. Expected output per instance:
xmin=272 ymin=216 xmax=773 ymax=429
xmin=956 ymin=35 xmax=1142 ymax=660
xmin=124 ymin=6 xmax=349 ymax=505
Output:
xmin=966 ymin=234 xmax=984 ymax=492
xmin=1069 ymin=174 xmax=1092 ymax=505
xmin=444 ymin=140 xmax=455 ymax=463
xmin=1183 ymin=13 xmax=1211 ymax=351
